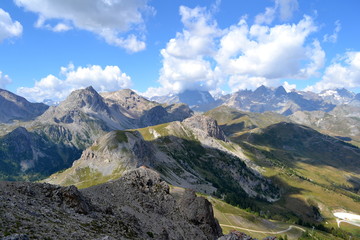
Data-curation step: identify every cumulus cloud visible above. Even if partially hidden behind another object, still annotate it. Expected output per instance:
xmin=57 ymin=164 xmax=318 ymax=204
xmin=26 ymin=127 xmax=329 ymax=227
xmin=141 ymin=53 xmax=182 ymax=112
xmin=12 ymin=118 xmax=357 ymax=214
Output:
xmin=0 ymin=71 xmax=12 ymax=89
xmin=17 ymin=64 xmax=132 ymax=102
xmin=255 ymin=7 xmax=276 ymax=25
xmin=14 ymin=0 xmax=153 ymax=52
xmin=156 ymin=5 xmax=222 ymax=95
xmin=323 ymin=20 xmax=341 ymax=43
xmin=0 ymin=8 xmax=23 ymax=43
xmin=146 ymin=2 xmax=322 ymax=97
xmin=217 ymin=15 xmax=323 ymax=89
xmin=305 ymin=51 xmax=360 ymax=92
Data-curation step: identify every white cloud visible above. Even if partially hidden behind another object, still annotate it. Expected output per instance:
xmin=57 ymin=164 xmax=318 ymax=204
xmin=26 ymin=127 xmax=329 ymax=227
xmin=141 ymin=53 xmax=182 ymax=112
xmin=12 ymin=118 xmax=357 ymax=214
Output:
xmin=148 ymin=3 xmax=322 ymax=96
xmin=0 ymin=8 xmax=23 ymax=43
xmin=305 ymin=52 xmax=360 ymax=92
xmin=0 ymin=71 xmax=12 ymax=89
xmin=17 ymin=64 xmax=132 ymax=102
xmin=141 ymin=86 xmax=170 ymax=99
xmin=228 ymin=75 xmax=272 ymax=92
xmin=14 ymin=0 xmax=153 ymax=52
xmin=255 ymin=7 xmax=276 ymax=25
xmin=276 ymin=0 xmax=299 ymax=21
xmin=217 ymin=15 xmax=323 ymax=89
xmin=298 ymin=39 xmax=325 ymax=78
xmin=255 ymin=0 xmax=298 ymax=25
xmin=157 ymin=5 xmax=222 ymax=94
xmin=323 ymin=20 xmax=341 ymax=43
xmin=283 ymin=81 xmax=296 ymax=92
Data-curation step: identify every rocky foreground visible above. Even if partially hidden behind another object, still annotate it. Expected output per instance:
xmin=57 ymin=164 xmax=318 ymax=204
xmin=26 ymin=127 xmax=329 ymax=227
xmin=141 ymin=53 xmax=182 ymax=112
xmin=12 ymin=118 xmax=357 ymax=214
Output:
xmin=0 ymin=167 xmax=276 ymax=240
xmin=0 ymin=167 xmax=222 ymax=239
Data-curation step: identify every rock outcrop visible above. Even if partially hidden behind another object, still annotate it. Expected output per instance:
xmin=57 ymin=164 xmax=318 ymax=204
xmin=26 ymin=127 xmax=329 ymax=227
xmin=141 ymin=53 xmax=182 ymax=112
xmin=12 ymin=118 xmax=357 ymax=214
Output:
xmin=179 ymin=189 xmax=222 ymax=239
xmin=0 ymin=167 xmax=223 ymax=240
xmin=183 ymin=115 xmax=227 ymax=141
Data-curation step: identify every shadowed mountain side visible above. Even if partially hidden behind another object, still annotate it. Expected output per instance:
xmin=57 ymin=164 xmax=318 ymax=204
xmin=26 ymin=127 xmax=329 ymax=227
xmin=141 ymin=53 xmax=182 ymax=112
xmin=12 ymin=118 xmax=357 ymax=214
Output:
xmin=234 ymin=122 xmax=360 ymax=173
xmin=0 ymin=89 xmax=49 ymax=123
xmin=258 ymin=175 xmax=324 ymax=225
xmin=0 ymin=127 xmax=81 ymax=181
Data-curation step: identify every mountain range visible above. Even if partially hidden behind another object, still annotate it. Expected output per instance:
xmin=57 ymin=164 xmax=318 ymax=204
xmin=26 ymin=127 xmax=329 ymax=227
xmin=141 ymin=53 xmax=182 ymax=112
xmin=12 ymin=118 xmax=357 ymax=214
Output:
xmin=0 ymin=86 xmax=192 ymax=181
xmin=46 ymin=114 xmax=280 ymax=205
xmin=1 ymin=86 xmax=360 ymax=239
xmin=152 ymin=86 xmax=360 ymax=115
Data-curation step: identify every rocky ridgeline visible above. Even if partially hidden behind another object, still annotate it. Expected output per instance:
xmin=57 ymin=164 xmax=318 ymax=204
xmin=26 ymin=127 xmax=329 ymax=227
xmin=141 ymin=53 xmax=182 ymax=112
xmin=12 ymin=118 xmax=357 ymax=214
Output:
xmin=0 ymin=167 xmax=223 ymax=239
xmin=0 ymin=89 xmax=48 ymax=123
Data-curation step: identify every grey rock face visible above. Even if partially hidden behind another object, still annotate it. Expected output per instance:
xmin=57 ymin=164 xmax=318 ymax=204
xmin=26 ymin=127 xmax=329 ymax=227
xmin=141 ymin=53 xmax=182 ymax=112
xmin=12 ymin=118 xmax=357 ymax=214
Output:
xmin=2 ymin=234 xmax=29 ymax=240
xmin=0 ymin=167 xmax=224 ymax=239
xmin=183 ymin=115 xmax=227 ymax=141
xmin=0 ymin=89 xmax=48 ymax=123
xmin=179 ymin=189 xmax=223 ymax=239
xmin=289 ymin=104 xmax=360 ymax=143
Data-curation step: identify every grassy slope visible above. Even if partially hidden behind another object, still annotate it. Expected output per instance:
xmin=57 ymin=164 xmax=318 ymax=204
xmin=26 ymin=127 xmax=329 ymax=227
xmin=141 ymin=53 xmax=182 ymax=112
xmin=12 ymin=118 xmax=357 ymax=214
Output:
xmin=207 ymin=106 xmax=360 ymax=237
xmin=239 ymin=136 xmax=360 ymax=237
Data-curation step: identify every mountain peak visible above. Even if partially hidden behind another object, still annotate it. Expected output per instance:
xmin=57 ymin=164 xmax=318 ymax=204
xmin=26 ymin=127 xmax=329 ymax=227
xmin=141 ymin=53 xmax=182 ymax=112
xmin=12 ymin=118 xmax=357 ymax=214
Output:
xmin=335 ymin=88 xmax=355 ymax=98
xmin=84 ymin=85 xmax=96 ymax=92
xmin=178 ymin=89 xmax=215 ymax=106
xmin=0 ymin=89 xmax=49 ymax=123
xmin=355 ymin=93 xmax=360 ymax=100
xmin=101 ymin=88 xmax=146 ymax=102
xmin=275 ymin=86 xmax=287 ymax=96
xmin=319 ymin=88 xmax=355 ymax=104
xmin=253 ymin=85 xmax=272 ymax=96
xmin=61 ymin=86 xmax=106 ymax=110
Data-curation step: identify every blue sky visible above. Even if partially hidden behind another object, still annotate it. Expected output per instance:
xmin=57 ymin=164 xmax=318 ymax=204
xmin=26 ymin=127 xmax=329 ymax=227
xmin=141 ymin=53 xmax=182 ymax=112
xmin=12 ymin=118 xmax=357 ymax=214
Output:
xmin=0 ymin=0 xmax=359 ymax=102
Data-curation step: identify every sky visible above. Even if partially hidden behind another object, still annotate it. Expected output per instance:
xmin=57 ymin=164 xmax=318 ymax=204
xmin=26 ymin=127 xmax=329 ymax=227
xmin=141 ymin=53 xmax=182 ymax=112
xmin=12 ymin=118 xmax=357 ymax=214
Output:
xmin=0 ymin=0 xmax=360 ymax=102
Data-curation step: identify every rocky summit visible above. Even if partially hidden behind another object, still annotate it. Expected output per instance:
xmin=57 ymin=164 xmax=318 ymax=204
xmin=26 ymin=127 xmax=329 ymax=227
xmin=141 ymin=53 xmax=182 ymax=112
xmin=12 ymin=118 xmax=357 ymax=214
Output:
xmin=0 ymin=167 xmax=223 ymax=240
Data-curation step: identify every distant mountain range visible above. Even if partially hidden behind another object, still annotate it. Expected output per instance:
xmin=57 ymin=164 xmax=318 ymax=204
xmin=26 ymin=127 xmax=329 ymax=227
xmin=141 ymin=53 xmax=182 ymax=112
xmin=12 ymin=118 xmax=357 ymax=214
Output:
xmin=151 ymin=86 xmax=360 ymax=115
xmin=151 ymin=89 xmax=221 ymax=112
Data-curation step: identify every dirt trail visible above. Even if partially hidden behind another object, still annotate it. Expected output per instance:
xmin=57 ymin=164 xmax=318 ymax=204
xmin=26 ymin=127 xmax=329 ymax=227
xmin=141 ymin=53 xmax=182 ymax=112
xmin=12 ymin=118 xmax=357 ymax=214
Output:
xmin=220 ymin=224 xmax=306 ymax=234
